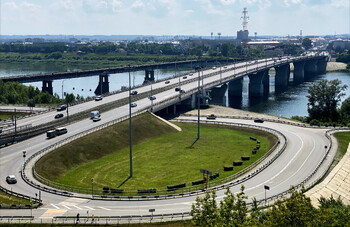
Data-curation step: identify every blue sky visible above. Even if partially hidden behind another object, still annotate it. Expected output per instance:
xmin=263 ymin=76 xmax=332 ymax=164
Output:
xmin=1 ymin=0 xmax=349 ymax=36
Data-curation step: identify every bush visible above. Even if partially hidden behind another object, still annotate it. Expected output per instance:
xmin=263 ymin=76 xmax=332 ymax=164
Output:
xmin=233 ymin=161 xmax=243 ymax=166
xmin=224 ymin=166 xmax=234 ymax=171
xmin=309 ymin=119 xmax=320 ymax=126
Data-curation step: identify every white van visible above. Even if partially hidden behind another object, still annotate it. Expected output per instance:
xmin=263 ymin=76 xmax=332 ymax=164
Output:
xmin=90 ymin=111 xmax=100 ymax=119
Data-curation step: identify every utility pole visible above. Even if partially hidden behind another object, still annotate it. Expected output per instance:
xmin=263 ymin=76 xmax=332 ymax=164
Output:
xmin=128 ymin=66 xmax=133 ymax=177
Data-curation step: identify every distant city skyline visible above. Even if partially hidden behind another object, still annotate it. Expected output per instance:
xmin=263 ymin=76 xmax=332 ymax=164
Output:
xmin=1 ymin=0 xmax=349 ymax=37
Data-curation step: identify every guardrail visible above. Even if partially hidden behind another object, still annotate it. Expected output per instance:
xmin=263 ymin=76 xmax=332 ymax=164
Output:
xmin=26 ymin=118 xmax=286 ymax=199
xmin=0 ymin=185 xmax=41 ymax=208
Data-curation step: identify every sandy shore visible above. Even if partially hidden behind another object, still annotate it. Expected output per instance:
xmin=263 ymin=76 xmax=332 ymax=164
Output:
xmin=184 ymin=105 xmax=299 ymax=124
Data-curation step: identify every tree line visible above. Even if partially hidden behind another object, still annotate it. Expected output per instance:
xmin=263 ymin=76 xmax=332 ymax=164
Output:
xmin=191 ymin=186 xmax=350 ymax=226
xmin=0 ymin=80 xmax=79 ymax=106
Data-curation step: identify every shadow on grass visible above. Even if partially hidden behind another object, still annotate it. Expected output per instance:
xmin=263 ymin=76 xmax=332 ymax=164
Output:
xmin=117 ymin=176 xmax=131 ymax=188
xmin=187 ymin=138 xmax=199 ymax=149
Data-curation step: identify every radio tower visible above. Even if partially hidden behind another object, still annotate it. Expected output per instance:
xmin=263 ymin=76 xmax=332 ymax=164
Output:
xmin=241 ymin=8 xmax=249 ymax=31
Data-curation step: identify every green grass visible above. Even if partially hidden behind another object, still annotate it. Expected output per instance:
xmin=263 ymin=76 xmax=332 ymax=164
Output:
xmin=35 ymin=113 xmax=276 ymax=193
xmin=334 ymin=132 xmax=350 ymax=157
xmin=0 ymin=111 xmax=26 ymax=121
xmin=0 ymin=190 xmax=31 ymax=205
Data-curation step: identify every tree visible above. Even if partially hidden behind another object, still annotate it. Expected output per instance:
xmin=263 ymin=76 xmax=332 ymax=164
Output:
xmin=307 ymin=79 xmax=347 ymax=122
xmin=263 ymin=186 xmax=316 ymax=226
xmin=65 ymin=93 xmax=76 ymax=104
xmin=191 ymin=190 xmax=219 ymax=227
xmin=339 ymin=97 xmax=350 ymax=123
xmin=302 ymin=38 xmax=312 ymax=50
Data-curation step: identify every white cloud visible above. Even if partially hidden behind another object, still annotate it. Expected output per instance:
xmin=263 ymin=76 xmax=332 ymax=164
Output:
xmin=110 ymin=0 xmax=123 ymax=12
xmin=284 ymin=0 xmax=302 ymax=7
xmin=219 ymin=0 xmax=236 ymax=5
xmin=330 ymin=0 xmax=349 ymax=8
xmin=131 ymin=0 xmax=145 ymax=9
xmin=4 ymin=1 xmax=18 ymax=9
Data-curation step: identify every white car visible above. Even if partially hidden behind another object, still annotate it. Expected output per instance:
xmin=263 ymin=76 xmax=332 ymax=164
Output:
xmin=130 ymin=103 xmax=137 ymax=108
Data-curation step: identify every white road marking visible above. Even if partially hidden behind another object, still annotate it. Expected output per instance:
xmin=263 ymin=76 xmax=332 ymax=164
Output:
xmin=61 ymin=205 xmax=71 ymax=210
xmin=98 ymin=206 xmax=111 ymax=211
xmin=50 ymin=203 xmax=60 ymax=210
xmin=84 ymin=206 xmax=95 ymax=210
xmin=73 ymin=205 xmax=82 ymax=210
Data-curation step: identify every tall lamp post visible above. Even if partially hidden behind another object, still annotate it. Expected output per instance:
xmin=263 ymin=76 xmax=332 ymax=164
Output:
xmin=128 ymin=65 xmax=133 ymax=177
xmin=216 ymin=61 xmax=222 ymax=82
xmin=264 ymin=185 xmax=270 ymax=206
xmin=91 ymin=179 xmax=94 ymax=197
xmin=196 ymin=66 xmax=201 ymax=140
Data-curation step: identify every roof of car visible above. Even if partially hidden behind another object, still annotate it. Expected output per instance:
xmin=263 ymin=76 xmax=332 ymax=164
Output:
xmin=8 ymin=175 xmax=16 ymax=178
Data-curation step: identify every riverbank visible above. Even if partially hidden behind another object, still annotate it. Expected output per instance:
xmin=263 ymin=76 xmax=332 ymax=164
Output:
xmin=326 ymin=62 xmax=348 ymax=72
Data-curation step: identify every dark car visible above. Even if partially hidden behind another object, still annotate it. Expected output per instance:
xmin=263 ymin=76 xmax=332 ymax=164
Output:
xmin=6 ymin=175 xmax=17 ymax=184
xmin=149 ymin=96 xmax=156 ymax=101
xmin=130 ymin=103 xmax=137 ymax=108
xmin=183 ymin=76 xmax=187 ymax=79
xmin=206 ymin=114 xmax=216 ymax=120
xmin=55 ymin=113 xmax=64 ymax=119
xmin=254 ymin=118 xmax=264 ymax=123
xmin=131 ymin=90 xmax=138 ymax=95
xmin=175 ymin=87 xmax=181 ymax=92
xmin=165 ymin=81 xmax=170 ymax=84
xmin=56 ymin=104 xmax=67 ymax=111
xmin=95 ymin=95 xmax=103 ymax=101
xmin=179 ymin=89 xmax=185 ymax=94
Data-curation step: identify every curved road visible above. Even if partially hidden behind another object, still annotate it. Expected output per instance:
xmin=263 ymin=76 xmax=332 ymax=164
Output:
xmin=0 ymin=114 xmax=333 ymax=221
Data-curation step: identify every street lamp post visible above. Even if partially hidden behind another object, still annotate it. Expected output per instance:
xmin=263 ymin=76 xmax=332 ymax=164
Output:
xmin=91 ymin=179 xmax=94 ymax=197
xmin=196 ymin=66 xmax=201 ymax=140
xmin=61 ymin=80 xmax=66 ymax=100
xmin=128 ymin=66 xmax=133 ymax=177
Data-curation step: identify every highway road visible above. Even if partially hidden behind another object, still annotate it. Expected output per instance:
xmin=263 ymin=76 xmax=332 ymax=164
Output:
xmin=0 ymin=54 xmax=334 ymax=223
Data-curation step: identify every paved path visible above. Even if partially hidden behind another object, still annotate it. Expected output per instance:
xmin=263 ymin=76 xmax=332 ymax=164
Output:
xmin=306 ymin=143 xmax=350 ymax=206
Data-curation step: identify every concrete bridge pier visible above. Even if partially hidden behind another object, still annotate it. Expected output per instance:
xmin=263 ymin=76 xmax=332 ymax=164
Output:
xmin=317 ymin=58 xmax=328 ymax=75
xmin=209 ymin=83 xmax=227 ymax=106
xmin=293 ymin=61 xmax=306 ymax=84
xmin=248 ymin=70 xmax=269 ymax=97
xmin=228 ymin=78 xmax=243 ymax=98
xmin=94 ymin=73 xmax=110 ymax=95
xmin=42 ymin=80 xmax=53 ymax=95
xmin=304 ymin=59 xmax=318 ymax=80
xmin=275 ymin=64 xmax=290 ymax=93
xmin=144 ymin=70 xmax=155 ymax=83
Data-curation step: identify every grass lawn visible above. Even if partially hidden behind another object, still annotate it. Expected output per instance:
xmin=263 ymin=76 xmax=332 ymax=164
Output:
xmin=0 ymin=190 xmax=30 ymax=205
xmin=0 ymin=111 xmax=26 ymax=121
xmin=334 ymin=132 xmax=350 ymax=157
xmin=35 ymin=113 xmax=276 ymax=193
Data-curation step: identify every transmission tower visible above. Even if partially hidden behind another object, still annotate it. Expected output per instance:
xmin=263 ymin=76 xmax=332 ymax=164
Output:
xmin=241 ymin=8 xmax=249 ymax=31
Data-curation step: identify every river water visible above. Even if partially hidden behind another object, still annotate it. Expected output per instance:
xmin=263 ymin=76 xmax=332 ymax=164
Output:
xmin=1 ymin=63 xmax=349 ymax=118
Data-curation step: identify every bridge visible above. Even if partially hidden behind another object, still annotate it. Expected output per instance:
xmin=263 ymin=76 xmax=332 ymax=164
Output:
xmin=1 ymin=59 xmax=233 ymax=95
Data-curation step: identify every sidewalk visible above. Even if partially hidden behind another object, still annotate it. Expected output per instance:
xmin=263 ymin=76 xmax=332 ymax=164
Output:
xmin=306 ymin=143 xmax=350 ymax=207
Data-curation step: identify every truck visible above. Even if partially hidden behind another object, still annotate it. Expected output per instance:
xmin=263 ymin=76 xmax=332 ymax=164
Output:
xmin=90 ymin=111 xmax=100 ymax=119
xmin=46 ymin=130 xmax=57 ymax=139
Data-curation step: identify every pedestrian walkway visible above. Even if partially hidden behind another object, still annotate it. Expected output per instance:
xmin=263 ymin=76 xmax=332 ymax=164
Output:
xmin=306 ymin=143 xmax=350 ymax=207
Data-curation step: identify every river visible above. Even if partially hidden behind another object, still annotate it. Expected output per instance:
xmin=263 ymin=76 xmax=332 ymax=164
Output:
xmin=1 ymin=63 xmax=349 ymax=118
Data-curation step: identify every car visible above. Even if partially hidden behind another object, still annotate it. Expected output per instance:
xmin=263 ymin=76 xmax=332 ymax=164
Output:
xmin=212 ymin=67 xmax=217 ymax=70
xmin=165 ymin=81 xmax=170 ymax=84
xmin=131 ymin=90 xmax=138 ymax=95
xmin=130 ymin=103 xmax=137 ymax=108
xmin=95 ymin=95 xmax=103 ymax=101
xmin=56 ymin=104 xmax=67 ymax=111
xmin=206 ymin=114 xmax=216 ymax=120
xmin=254 ymin=118 xmax=264 ymax=123
xmin=189 ymin=73 xmax=193 ymax=76
xmin=179 ymin=89 xmax=185 ymax=94
xmin=224 ymin=66 xmax=227 ymax=69
xmin=92 ymin=116 xmax=101 ymax=122
xmin=54 ymin=113 xmax=64 ymax=119
xmin=149 ymin=96 xmax=156 ymax=100
xmin=6 ymin=175 xmax=17 ymax=184
xmin=175 ymin=87 xmax=181 ymax=92
xmin=183 ymin=76 xmax=187 ymax=79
